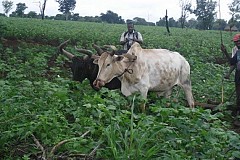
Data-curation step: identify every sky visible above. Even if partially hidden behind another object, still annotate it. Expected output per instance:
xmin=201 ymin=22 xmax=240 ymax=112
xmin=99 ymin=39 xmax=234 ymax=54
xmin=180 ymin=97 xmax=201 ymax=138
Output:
xmin=0 ymin=0 xmax=233 ymax=22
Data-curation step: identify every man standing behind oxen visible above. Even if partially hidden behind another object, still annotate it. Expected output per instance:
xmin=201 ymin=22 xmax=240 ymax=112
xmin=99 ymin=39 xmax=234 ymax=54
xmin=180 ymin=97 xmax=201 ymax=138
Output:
xmin=221 ymin=33 xmax=240 ymax=127
xmin=120 ymin=20 xmax=143 ymax=50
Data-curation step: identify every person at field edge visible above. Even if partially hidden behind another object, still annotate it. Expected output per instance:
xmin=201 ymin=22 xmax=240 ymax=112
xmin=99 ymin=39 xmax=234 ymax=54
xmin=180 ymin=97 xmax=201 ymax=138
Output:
xmin=221 ymin=33 xmax=240 ymax=127
xmin=120 ymin=20 xmax=143 ymax=50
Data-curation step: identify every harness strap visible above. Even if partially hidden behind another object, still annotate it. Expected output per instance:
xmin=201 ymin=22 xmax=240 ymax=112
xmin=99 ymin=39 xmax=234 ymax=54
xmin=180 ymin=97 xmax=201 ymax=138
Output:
xmin=117 ymin=60 xmax=135 ymax=77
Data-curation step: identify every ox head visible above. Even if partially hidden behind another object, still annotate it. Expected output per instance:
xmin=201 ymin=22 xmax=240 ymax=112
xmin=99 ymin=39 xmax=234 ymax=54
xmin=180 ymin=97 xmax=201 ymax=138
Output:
xmin=93 ymin=45 xmax=137 ymax=89
xmin=58 ymin=40 xmax=98 ymax=83
xmin=58 ymin=40 xmax=122 ymax=91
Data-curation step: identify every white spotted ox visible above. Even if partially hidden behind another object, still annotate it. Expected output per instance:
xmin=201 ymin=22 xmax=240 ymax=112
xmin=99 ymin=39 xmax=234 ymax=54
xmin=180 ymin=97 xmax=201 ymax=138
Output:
xmin=93 ymin=42 xmax=194 ymax=110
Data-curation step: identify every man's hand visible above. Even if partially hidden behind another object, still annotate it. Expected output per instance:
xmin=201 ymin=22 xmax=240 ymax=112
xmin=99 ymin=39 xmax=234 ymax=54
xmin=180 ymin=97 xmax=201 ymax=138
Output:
xmin=221 ymin=43 xmax=231 ymax=63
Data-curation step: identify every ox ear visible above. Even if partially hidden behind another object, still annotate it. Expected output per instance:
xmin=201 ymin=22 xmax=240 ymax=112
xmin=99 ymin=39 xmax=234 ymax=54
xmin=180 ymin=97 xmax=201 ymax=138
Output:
xmin=123 ymin=54 xmax=137 ymax=61
xmin=93 ymin=59 xmax=98 ymax=64
xmin=92 ymin=55 xmax=100 ymax=64
xmin=113 ymin=55 xmax=124 ymax=62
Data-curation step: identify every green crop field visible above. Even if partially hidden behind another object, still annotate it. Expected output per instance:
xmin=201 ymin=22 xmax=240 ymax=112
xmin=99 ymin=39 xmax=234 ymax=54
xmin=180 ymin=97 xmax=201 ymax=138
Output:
xmin=0 ymin=16 xmax=240 ymax=159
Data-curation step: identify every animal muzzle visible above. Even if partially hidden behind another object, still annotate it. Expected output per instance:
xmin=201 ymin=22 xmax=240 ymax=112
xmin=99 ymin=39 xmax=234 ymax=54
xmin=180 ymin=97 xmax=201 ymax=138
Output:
xmin=93 ymin=79 xmax=106 ymax=89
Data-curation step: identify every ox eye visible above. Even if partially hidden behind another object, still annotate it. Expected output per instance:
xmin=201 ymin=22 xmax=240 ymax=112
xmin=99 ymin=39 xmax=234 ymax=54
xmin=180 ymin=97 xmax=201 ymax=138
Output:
xmin=106 ymin=64 xmax=110 ymax=67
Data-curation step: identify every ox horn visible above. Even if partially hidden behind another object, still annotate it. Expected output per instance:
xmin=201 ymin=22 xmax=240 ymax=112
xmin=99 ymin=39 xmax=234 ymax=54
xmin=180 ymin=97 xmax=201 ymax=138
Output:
xmin=58 ymin=39 xmax=70 ymax=52
xmin=58 ymin=39 xmax=75 ymax=60
xmin=103 ymin=45 xmax=117 ymax=51
xmin=75 ymin=46 xmax=93 ymax=57
xmin=92 ymin=44 xmax=104 ymax=56
xmin=103 ymin=45 xmax=117 ymax=56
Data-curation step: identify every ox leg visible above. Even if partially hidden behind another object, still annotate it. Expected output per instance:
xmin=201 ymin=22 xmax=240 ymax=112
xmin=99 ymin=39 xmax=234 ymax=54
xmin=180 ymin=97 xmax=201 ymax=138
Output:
xmin=181 ymin=84 xmax=194 ymax=108
xmin=157 ymin=89 xmax=172 ymax=98
xmin=140 ymin=89 xmax=148 ymax=112
xmin=163 ymin=89 xmax=172 ymax=98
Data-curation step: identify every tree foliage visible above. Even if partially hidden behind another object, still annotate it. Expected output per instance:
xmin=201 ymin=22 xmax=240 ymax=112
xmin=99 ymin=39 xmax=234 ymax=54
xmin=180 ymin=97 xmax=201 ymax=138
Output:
xmin=228 ymin=0 xmax=240 ymax=20
xmin=27 ymin=11 xmax=38 ymax=18
xmin=56 ymin=0 xmax=76 ymax=20
xmin=212 ymin=19 xmax=227 ymax=30
xmin=2 ymin=0 xmax=13 ymax=16
xmin=100 ymin=10 xmax=124 ymax=24
xmin=15 ymin=3 xmax=28 ymax=17
xmin=228 ymin=0 xmax=240 ymax=29
xmin=133 ymin=17 xmax=148 ymax=25
xmin=191 ymin=0 xmax=217 ymax=30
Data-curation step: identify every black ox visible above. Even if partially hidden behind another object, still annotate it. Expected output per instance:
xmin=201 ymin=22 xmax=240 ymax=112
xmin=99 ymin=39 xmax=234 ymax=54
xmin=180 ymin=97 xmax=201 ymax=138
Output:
xmin=58 ymin=40 xmax=126 ymax=90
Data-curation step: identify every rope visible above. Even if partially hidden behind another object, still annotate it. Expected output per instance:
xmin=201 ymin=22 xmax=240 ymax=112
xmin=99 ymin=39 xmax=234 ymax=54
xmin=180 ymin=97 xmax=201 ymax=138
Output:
xmin=117 ymin=60 xmax=135 ymax=77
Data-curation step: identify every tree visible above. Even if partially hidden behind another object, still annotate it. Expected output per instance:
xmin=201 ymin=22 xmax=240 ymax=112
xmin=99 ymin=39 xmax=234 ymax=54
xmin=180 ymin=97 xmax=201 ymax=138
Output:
xmin=27 ymin=11 xmax=38 ymax=18
xmin=72 ymin=13 xmax=80 ymax=21
xmin=186 ymin=18 xmax=198 ymax=28
xmin=83 ymin=16 xmax=101 ymax=23
xmin=2 ymin=0 xmax=13 ymax=16
xmin=156 ymin=17 xmax=166 ymax=26
xmin=228 ymin=0 xmax=240 ymax=29
xmin=212 ymin=19 xmax=227 ymax=30
xmin=100 ymin=10 xmax=124 ymax=24
xmin=179 ymin=0 xmax=191 ymax=29
xmin=191 ymin=0 xmax=217 ymax=30
xmin=168 ymin=17 xmax=179 ymax=27
xmin=39 ymin=0 xmax=47 ymax=20
xmin=54 ymin=13 xmax=65 ymax=20
xmin=228 ymin=0 xmax=240 ymax=20
xmin=15 ymin=3 xmax=27 ymax=17
xmin=133 ymin=17 xmax=147 ymax=25
xmin=56 ymin=0 xmax=76 ymax=20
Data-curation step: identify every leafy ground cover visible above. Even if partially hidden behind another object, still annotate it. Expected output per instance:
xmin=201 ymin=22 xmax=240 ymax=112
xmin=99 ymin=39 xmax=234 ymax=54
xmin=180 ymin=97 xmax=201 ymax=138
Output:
xmin=0 ymin=17 xmax=240 ymax=159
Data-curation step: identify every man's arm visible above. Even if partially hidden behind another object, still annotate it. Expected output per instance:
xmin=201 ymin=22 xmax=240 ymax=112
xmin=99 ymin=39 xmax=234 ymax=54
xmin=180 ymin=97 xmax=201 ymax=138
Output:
xmin=134 ymin=39 xmax=143 ymax=44
xmin=221 ymin=44 xmax=231 ymax=63
xmin=120 ymin=32 xmax=127 ymax=45
xmin=230 ymin=51 xmax=238 ymax=65
xmin=120 ymin=39 xmax=128 ymax=45
xmin=134 ymin=32 xmax=143 ymax=44
xmin=221 ymin=44 xmax=236 ymax=79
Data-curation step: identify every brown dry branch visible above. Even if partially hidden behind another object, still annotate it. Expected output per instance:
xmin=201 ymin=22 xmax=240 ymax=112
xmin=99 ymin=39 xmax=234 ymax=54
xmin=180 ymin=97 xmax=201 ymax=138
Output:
xmin=31 ymin=134 xmax=47 ymax=160
xmin=88 ymin=144 xmax=100 ymax=159
xmin=195 ymin=101 xmax=219 ymax=110
xmin=59 ymin=153 xmax=88 ymax=159
xmin=50 ymin=130 xmax=90 ymax=156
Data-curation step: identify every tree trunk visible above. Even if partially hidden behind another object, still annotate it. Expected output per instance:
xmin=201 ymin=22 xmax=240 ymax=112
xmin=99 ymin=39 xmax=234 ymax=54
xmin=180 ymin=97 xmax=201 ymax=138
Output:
xmin=165 ymin=9 xmax=171 ymax=36
xmin=41 ymin=0 xmax=47 ymax=20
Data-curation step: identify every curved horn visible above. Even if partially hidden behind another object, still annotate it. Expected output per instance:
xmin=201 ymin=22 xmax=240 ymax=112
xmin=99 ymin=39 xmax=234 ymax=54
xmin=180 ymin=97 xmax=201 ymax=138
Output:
xmin=92 ymin=44 xmax=104 ymax=56
xmin=103 ymin=45 xmax=117 ymax=56
xmin=58 ymin=39 xmax=70 ymax=52
xmin=58 ymin=39 xmax=75 ymax=60
xmin=75 ymin=46 xmax=93 ymax=57
xmin=103 ymin=45 xmax=117 ymax=51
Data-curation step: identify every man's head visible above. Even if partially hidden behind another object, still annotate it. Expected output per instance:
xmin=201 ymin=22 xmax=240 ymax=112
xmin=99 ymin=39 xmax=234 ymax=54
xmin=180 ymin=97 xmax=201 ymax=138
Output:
xmin=127 ymin=21 xmax=134 ymax=33
xmin=233 ymin=33 xmax=240 ymax=48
